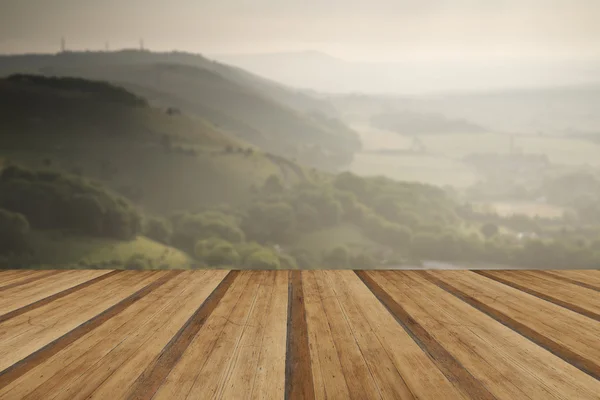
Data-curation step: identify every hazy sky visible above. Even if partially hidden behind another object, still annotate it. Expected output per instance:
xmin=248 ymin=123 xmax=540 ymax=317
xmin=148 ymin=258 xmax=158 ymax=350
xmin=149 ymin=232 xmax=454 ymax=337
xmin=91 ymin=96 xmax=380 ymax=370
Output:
xmin=1 ymin=0 xmax=599 ymax=64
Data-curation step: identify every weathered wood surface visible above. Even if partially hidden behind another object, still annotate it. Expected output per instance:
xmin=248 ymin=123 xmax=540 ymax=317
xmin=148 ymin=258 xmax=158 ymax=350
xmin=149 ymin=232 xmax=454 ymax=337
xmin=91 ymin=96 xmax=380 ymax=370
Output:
xmin=0 ymin=269 xmax=598 ymax=399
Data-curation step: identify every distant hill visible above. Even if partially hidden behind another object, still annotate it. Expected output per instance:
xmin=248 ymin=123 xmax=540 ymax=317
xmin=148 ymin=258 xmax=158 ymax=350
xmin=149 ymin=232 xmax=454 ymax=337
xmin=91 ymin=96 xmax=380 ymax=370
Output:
xmin=370 ymin=111 xmax=486 ymax=135
xmin=0 ymin=74 xmax=308 ymax=213
xmin=330 ymin=84 xmax=600 ymax=136
xmin=214 ymin=51 xmax=600 ymax=94
xmin=0 ymin=51 xmax=359 ymax=170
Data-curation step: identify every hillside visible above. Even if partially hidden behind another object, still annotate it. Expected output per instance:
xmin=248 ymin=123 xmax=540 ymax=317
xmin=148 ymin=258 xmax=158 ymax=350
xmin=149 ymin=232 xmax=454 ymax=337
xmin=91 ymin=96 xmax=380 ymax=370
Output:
xmin=0 ymin=74 xmax=308 ymax=213
xmin=0 ymin=51 xmax=360 ymax=170
xmin=1 ymin=75 xmax=600 ymax=270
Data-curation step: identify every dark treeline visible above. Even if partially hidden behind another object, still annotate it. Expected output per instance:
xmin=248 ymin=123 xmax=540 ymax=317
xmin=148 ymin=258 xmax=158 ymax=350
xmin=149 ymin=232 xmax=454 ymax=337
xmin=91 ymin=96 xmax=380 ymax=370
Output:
xmin=6 ymin=74 xmax=148 ymax=107
xmin=0 ymin=166 xmax=141 ymax=241
xmin=1 ymin=165 xmax=599 ymax=269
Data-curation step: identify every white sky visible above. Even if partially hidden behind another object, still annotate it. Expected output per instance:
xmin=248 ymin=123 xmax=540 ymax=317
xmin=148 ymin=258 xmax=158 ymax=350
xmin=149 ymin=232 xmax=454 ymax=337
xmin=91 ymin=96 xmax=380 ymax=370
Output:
xmin=1 ymin=0 xmax=599 ymax=64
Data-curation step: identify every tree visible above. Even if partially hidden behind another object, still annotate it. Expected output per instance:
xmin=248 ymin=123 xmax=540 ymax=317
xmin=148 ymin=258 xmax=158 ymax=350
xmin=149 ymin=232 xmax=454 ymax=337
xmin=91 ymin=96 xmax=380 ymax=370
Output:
xmin=323 ymin=246 xmax=349 ymax=268
xmin=351 ymin=253 xmax=377 ymax=269
xmin=242 ymin=202 xmax=295 ymax=243
xmin=246 ymin=249 xmax=281 ymax=269
xmin=264 ymin=174 xmax=284 ymax=194
xmin=480 ymin=223 xmax=499 ymax=239
xmin=0 ymin=209 xmax=30 ymax=255
xmin=144 ymin=217 xmax=172 ymax=244
xmin=195 ymin=238 xmax=240 ymax=266
xmin=70 ymin=194 xmax=105 ymax=235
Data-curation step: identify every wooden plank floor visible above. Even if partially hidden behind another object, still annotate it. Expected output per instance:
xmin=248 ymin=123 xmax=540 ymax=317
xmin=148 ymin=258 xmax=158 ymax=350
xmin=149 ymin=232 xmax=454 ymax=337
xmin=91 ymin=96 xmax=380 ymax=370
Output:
xmin=0 ymin=269 xmax=599 ymax=399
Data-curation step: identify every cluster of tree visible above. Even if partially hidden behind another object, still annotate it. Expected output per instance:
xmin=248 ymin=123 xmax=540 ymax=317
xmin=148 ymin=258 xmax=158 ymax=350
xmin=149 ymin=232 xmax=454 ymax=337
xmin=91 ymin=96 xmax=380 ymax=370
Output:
xmin=194 ymin=172 xmax=459 ymax=267
xmin=457 ymin=204 xmax=547 ymax=233
xmin=0 ymin=208 xmax=30 ymax=255
xmin=6 ymin=74 xmax=148 ymax=107
xmin=406 ymin=226 xmax=600 ymax=269
xmin=0 ymin=166 xmax=141 ymax=240
xmin=322 ymin=246 xmax=377 ymax=269
xmin=193 ymin=238 xmax=294 ymax=269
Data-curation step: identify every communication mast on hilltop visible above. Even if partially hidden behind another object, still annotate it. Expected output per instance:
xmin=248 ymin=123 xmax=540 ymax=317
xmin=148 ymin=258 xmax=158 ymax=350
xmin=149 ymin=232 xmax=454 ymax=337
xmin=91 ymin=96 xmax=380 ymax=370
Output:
xmin=60 ymin=37 xmax=66 ymax=53
xmin=105 ymin=41 xmax=110 ymax=52
xmin=139 ymin=38 xmax=145 ymax=51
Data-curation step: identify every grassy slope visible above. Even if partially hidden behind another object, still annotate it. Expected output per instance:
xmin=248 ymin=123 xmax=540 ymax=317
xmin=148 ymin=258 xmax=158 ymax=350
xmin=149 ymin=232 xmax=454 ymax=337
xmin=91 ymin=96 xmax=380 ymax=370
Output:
xmin=26 ymin=231 xmax=193 ymax=269
xmin=0 ymin=51 xmax=360 ymax=169
xmin=0 ymin=76 xmax=307 ymax=213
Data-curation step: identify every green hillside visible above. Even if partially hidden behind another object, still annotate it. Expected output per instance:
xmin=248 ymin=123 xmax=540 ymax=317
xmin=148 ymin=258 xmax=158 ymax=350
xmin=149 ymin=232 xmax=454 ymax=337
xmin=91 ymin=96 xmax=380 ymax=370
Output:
xmin=1 ymin=75 xmax=599 ymax=270
xmin=0 ymin=74 xmax=307 ymax=213
xmin=0 ymin=51 xmax=361 ymax=170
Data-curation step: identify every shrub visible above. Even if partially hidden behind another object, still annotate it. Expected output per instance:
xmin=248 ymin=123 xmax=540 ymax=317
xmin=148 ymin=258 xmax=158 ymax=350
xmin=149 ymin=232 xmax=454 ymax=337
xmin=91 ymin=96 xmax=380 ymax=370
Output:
xmin=480 ymin=223 xmax=499 ymax=239
xmin=0 ymin=208 xmax=30 ymax=255
xmin=195 ymin=237 xmax=240 ymax=266
xmin=350 ymin=253 xmax=377 ymax=269
xmin=71 ymin=194 xmax=105 ymax=236
xmin=0 ymin=166 xmax=141 ymax=240
xmin=126 ymin=254 xmax=151 ymax=270
xmin=173 ymin=211 xmax=244 ymax=252
xmin=289 ymin=248 xmax=316 ymax=268
xmin=143 ymin=217 xmax=172 ymax=244
xmin=242 ymin=202 xmax=295 ymax=243
xmin=245 ymin=249 xmax=281 ymax=269
xmin=263 ymin=174 xmax=284 ymax=194
xmin=236 ymin=242 xmax=268 ymax=261
xmin=278 ymin=253 xmax=298 ymax=269
xmin=323 ymin=246 xmax=350 ymax=268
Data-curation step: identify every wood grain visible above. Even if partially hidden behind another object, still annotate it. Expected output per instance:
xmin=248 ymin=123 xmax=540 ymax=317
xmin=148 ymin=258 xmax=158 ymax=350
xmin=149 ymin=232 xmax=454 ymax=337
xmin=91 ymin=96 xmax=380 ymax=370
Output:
xmin=0 ymin=269 xmax=598 ymax=400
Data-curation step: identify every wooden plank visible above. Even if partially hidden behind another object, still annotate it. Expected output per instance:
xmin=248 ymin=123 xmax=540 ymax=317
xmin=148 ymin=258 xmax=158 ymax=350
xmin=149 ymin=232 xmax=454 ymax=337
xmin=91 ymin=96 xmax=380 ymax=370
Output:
xmin=0 ymin=271 xmax=177 ymax=389
xmin=357 ymin=271 xmax=495 ymax=400
xmin=0 ymin=271 xmax=121 ymax=324
xmin=314 ymin=271 xmax=383 ymax=399
xmin=0 ymin=271 xmax=198 ymax=400
xmin=0 ymin=270 xmax=114 ymax=316
xmin=384 ymin=271 xmax=600 ymax=400
xmin=303 ymin=271 xmax=351 ymax=399
xmin=0 ymin=271 xmax=54 ymax=290
xmin=127 ymin=270 xmax=242 ymax=400
xmin=219 ymin=271 xmax=279 ymax=399
xmin=249 ymin=271 xmax=288 ymax=400
xmin=143 ymin=270 xmax=251 ymax=400
xmin=328 ymin=271 xmax=461 ymax=400
xmin=85 ymin=271 xmax=229 ymax=400
xmin=47 ymin=271 xmax=229 ymax=400
xmin=529 ymin=270 xmax=600 ymax=292
xmin=546 ymin=270 xmax=600 ymax=289
xmin=0 ymin=271 xmax=145 ymax=361
xmin=425 ymin=270 xmax=600 ymax=379
xmin=477 ymin=271 xmax=600 ymax=320
xmin=0 ymin=270 xmax=29 ymax=281
xmin=285 ymin=271 xmax=315 ymax=400
xmin=0 ymin=271 xmax=156 ymax=360
xmin=183 ymin=271 xmax=266 ymax=399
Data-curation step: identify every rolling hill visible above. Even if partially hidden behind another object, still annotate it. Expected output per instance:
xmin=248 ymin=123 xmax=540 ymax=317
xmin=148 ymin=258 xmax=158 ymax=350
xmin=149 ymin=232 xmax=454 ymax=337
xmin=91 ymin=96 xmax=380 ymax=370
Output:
xmin=0 ymin=51 xmax=360 ymax=170
xmin=0 ymin=74 xmax=308 ymax=213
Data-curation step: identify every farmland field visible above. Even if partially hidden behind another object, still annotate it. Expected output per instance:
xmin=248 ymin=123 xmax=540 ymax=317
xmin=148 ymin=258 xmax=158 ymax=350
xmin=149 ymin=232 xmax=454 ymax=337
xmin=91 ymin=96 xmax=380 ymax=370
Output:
xmin=0 ymin=269 xmax=598 ymax=399
xmin=350 ymin=124 xmax=600 ymax=187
